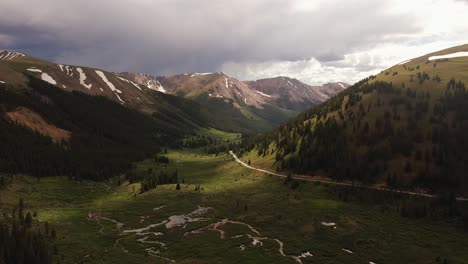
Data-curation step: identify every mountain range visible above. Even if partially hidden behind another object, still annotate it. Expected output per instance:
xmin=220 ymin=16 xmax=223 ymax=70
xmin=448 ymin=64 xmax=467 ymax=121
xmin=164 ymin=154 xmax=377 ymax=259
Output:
xmin=0 ymin=50 xmax=347 ymax=134
xmin=120 ymin=71 xmax=347 ymax=114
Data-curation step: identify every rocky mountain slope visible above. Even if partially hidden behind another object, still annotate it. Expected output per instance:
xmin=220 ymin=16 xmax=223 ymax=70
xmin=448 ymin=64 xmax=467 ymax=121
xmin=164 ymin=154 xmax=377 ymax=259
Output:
xmin=0 ymin=50 xmax=164 ymax=114
xmin=247 ymin=77 xmax=348 ymax=111
xmin=120 ymin=71 xmax=348 ymax=112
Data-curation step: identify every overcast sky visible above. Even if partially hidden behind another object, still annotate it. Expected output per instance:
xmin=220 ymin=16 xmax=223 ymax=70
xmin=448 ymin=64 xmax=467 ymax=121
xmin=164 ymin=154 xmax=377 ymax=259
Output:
xmin=1 ymin=0 xmax=467 ymax=85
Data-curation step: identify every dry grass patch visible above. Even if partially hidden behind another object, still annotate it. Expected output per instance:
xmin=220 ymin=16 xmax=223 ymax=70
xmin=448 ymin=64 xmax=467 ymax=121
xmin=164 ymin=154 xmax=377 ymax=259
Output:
xmin=5 ymin=107 xmax=71 ymax=142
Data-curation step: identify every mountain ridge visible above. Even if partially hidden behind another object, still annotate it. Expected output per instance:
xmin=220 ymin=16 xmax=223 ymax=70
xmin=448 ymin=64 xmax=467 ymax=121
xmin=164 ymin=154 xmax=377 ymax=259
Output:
xmin=240 ymin=43 xmax=468 ymax=195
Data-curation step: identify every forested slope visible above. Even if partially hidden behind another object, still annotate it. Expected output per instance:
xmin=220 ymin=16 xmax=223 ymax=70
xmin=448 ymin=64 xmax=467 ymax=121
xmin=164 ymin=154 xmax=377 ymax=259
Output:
xmin=241 ymin=44 xmax=468 ymax=195
xmin=0 ymin=78 xmax=199 ymax=180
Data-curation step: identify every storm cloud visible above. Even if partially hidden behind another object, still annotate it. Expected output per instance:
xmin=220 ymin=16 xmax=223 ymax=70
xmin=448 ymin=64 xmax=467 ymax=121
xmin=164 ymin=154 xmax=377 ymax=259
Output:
xmin=1 ymin=0 xmax=467 ymax=84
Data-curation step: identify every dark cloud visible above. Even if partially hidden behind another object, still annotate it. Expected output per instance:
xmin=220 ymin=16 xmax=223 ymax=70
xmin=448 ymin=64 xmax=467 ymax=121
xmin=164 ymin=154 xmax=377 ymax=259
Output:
xmin=0 ymin=0 xmax=421 ymax=75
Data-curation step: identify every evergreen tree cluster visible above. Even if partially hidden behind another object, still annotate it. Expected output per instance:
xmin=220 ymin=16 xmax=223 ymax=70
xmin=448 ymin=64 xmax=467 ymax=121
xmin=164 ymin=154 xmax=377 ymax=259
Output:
xmin=139 ymin=170 xmax=179 ymax=193
xmin=0 ymin=199 xmax=53 ymax=264
xmin=124 ymin=155 xmax=179 ymax=193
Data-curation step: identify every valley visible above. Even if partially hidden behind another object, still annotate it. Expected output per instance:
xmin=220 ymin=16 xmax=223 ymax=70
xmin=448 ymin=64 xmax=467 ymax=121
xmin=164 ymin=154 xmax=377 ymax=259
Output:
xmin=1 ymin=150 xmax=467 ymax=264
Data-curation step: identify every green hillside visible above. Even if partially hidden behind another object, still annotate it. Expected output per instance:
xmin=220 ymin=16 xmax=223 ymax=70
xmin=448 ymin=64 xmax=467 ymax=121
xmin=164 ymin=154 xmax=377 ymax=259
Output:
xmin=241 ymin=44 xmax=468 ymax=195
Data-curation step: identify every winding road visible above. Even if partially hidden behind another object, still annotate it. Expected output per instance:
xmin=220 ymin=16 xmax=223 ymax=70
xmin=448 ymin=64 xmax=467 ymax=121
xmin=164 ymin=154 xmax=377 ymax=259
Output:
xmin=229 ymin=151 xmax=468 ymax=202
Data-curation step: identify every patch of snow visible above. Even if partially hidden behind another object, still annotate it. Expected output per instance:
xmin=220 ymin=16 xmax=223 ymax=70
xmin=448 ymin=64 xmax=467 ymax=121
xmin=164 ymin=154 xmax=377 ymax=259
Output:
xmin=398 ymin=59 xmax=411 ymax=65
xmin=0 ymin=81 xmax=5 ymax=84
xmin=115 ymin=93 xmax=125 ymax=104
xmin=342 ymin=248 xmax=353 ymax=254
xmin=225 ymin=77 xmax=230 ymax=88
xmin=225 ymin=220 xmax=261 ymax=236
xmin=321 ymin=222 xmax=336 ymax=227
xmin=124 ymin=206 xmax=211 ymax=236
xmin=96 ymin=70 xmax=121 ymax=93
xmin=137 ymin=231 xmax=164 ymax=237
xmin=76 ymin=68 xmax=92 ymax=89
xmin=117 ymin=76 xmax=142 ymax=91
xmin=123 ymin=220 xmax=168 ymax=235
xmin=165 ymin=206 xmax=212 ymax=229
xmin=244 ymin=98 xmax=247 ymax=104
xmin=146 ymin=80 xmax=153 ymax=89
xmin=145 ymin=247 xmax=160 ymax=256
xmin=64 ymin=65 xmax=73 ymax=76
xmin=87 ymin=213 xmax=124 ymax=233
xmin=190 ymin=72 xmax=212 ymax=77
xmin=251 ymin=237 xmax=263 ymax=246
xmin=100 ymin=217 xmax=124 ymax=230
xmin=272 ymin=238 xmax=285 ymax=256
xmin=153 ymin=205 xmax=166 ymax=211
xmin=41 ymin=73 xmax=57 ymax=85
xmin=155 ymin=80 xmax=166 ymax=93
xmin=428 ymin=51 xmax=468 ymax=61
xmin=58 ymin=64 xmax=64 ymax=71
xmin=130 ymin=81 xmax=142 ymax=90
xmin=140 ymin=216 xmax=150 ymax=223
xmin=27 ymin=68 xmax=42 ymax=73
xmin=255 ymin=90 xmax=272 ymax=98
xmin=62 ymin=85 xmax=67 ymax=89
xmin=295 ymin=251 xmax=313 ymax=263
xmin=0 ymin=51 xmax=25 ymax=61
xmin=369 ymin=262 xmax=377 ymax=264
xmin=145 ymin=248 xmax=176 ymax=263
xmin=291 ymin=251 xmax=314 ymax=264
xmin=137 ymin=237 xmax=166 ymax=247
xmin=338 ymin=83 xmax=346 ymax=89
xmin=185 ymin=217 xmax=312 ymax=264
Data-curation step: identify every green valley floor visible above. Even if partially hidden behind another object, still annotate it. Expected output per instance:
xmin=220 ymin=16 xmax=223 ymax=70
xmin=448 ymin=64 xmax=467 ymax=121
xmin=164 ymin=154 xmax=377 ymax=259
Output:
xmin=1 ymin=150 xmax=467 ymax=264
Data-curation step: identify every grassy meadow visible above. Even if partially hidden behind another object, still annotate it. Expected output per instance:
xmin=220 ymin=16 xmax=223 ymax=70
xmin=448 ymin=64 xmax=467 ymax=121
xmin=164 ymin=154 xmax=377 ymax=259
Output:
xmin=0 ymin=150 xmax=467 ymax=263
